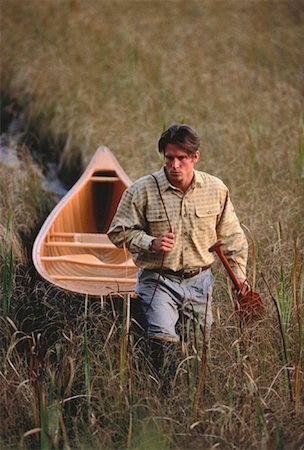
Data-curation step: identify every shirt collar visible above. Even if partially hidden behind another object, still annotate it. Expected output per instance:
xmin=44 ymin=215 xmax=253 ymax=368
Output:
xmin=152 ymin=168 xmax=204 ymax=193
xmin=152 ymin=167 xmax=172 ymax=193
xmin=193 ymin=170 xmax=204 ymax=187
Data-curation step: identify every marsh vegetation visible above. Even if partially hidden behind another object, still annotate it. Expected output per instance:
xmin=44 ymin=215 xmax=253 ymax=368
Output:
xmin=1 ymin=1 xmax=303 ymax=449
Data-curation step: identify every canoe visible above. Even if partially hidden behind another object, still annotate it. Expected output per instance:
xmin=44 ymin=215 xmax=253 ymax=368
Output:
xmin=32 ymin=147 xmax=137 ymax=296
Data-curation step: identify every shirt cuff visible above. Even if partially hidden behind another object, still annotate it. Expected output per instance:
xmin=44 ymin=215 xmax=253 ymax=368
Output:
xmin=140 ymin=235 xmax=155 ymax=252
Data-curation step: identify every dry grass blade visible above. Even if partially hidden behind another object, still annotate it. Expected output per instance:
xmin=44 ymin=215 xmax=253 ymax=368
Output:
xmin=19 ymin=428 xmax=42 ymax=449
xmin=83 ymin=294 xmax=91 ymax=412
xmin=262 ymin=275 xmax=294 ymax=403
xmin=293 ymin=239 xmax=303 ymax=412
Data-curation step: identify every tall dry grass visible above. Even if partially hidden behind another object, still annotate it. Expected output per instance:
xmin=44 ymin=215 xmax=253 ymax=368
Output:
xmin=1 ymin=1 xmax=303 ymax=449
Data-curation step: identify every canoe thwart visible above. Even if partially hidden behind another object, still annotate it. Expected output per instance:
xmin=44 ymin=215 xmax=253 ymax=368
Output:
xmin=41 ymin=254 xmax=136 ymax=268
xmin=90 ymin=176 xmax=120 ymax=182
xmin=50 ymin=232 xmax=112 ymax=243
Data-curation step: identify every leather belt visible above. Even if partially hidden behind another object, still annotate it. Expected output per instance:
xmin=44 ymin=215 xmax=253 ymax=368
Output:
xmin=154 ymin=265 xmax=211 ymax=279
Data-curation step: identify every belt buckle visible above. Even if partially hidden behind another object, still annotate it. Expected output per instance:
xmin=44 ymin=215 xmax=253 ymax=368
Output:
xmin=182 ymin=268 xmax=200 ymax=279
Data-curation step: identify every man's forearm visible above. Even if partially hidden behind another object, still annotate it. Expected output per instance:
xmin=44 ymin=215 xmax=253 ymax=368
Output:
xmin=108 ymin=225 xmax=154 ymax=253
xmin=226 ymin=238 xmax=248 ymax=279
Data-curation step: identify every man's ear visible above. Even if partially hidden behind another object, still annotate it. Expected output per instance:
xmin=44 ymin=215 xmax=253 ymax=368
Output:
xmin=194 ymin=150 xmax=200 ymax=163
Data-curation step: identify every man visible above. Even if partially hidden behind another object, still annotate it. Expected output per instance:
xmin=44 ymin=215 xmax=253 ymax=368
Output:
xmin=108 ymin=123 xmax=248 ymax=372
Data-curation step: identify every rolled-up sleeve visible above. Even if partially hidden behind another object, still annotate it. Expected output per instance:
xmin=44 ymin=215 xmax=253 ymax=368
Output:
xmin=107 ymin=185 xmax=154 ymax=253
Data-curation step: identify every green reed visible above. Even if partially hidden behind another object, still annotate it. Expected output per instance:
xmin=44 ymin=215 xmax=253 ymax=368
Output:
xmin=254 ymin=397 xmax=268 ymax=445
xmin=193 ymin=299 xmax=210 ymax=409
xmin=84 ymin=294 xmax=91 ymax=414
xmin=262 ymin=228 xmax=301 ymax=404
xmin=26 ymin=333 xmax=51 ymax=450
xmin=275 ymin=224 xmax=295 ymax=401
xmin=119 ymin=295 xmax=130 ymax=390
xmin=247 ymin=118 xmax=260 ymax=179
xmin=293 ymin=239 xmax=303 ymax=411
xmin=35 ymin=346 xmax=72 ymax=450
xmin=39 ymin=381 xmax=50 ymax=450
xmin=297 ymin=117 xmax=304 ymax=181
xmin=1 ymin=210 xmax=13 ymax=317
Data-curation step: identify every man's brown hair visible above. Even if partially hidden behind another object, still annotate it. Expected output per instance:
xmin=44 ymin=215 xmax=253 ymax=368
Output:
xmin=158 ymin=123 xmax=200 ymax=155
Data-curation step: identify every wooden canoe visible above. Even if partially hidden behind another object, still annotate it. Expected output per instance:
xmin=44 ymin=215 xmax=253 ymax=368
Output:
xmin=32 ymin=147 xmax=137 ymax=296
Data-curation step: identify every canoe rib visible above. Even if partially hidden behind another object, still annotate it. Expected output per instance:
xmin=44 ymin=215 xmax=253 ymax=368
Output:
xmin=45 ymin=242 xmax=116 ymax=249
xmin=52 ymin=275 xmax=137 ymax=283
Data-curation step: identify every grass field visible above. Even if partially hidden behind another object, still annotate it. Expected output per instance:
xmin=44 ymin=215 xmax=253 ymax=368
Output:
xmin=1 ymin=1 xmax=303 ymax=449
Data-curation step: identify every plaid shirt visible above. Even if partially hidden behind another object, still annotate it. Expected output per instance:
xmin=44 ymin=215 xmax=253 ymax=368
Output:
xmin=108 ymin=168 xmax=248 ymax=278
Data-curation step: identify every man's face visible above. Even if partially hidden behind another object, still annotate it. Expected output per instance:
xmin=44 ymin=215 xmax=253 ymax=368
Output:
xmin=164 ymin=143 xmax=199 ymax=189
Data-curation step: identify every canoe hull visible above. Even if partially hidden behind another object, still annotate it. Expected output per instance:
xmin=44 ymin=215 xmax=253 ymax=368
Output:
xmin=32 ymin=147 xmax=137 ymax=296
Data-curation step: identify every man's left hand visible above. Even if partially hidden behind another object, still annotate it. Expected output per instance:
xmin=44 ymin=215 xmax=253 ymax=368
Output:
xmin=235 ymin=278 xmax=250 ymax=296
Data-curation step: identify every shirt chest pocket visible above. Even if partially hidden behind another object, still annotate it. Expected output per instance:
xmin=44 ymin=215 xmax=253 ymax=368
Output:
xmin=146 ymin=209 xmax=171 ymax=236
xmin=195 ymin=205 xmax=220 ymax=231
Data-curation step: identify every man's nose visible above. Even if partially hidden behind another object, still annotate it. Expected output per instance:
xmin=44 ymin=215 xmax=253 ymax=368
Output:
xmin=172 ymin=158 xmax=179 ymax=168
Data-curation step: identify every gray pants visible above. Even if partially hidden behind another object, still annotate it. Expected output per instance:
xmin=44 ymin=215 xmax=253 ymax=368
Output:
xmin=135 ymin=268 xmax=215 ymax=342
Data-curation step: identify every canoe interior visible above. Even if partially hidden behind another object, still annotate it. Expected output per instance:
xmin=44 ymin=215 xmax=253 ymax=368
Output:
xmin=33 ymin=148 xmax=138 ymax=296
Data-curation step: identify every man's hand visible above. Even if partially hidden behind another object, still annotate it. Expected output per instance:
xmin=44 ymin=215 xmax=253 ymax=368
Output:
xmin=234 ymin=278 xmax=264 ymax=319
xmin=151 ymin=227 xmax=175 ymax=253
xmin=234 ymin=278 xmax=250 ymax=296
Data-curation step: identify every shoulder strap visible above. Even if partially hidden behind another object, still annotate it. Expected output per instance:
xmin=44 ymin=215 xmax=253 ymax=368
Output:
xmin=150 ymin=174 xmax=172 ymax=231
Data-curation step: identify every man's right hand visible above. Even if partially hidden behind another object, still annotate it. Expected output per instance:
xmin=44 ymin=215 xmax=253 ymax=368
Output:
xmin=151 ymin=227 xmax=175 ymax=253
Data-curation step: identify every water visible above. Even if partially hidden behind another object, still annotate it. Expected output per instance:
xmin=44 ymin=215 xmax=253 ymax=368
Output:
xmin=0 ymin=128 xmax=68 ymax=198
